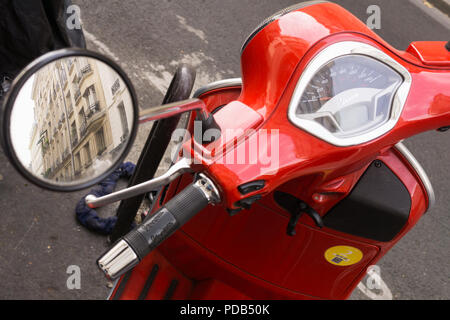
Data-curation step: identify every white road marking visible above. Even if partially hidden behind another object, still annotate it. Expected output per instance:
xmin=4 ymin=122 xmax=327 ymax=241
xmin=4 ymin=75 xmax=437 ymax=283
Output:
xmin=169 ymin=52 xmax=214 ymax=67
xmin=357 ymin=266 xmax=393 ymax=300
xmin=83 ymin=29 xmax=120 ymax=62
xmin=84 ymin=27 xmax=225 ymax=96
xmin=176 ymin=15 xmax=208 ymax=43
xmin=142 ymin=69 xmax=173 ymax=95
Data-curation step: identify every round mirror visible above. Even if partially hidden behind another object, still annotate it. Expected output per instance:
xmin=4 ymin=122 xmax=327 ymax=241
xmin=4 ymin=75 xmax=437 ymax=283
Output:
xmin=1 ymin=49 xmax=138 ymax=191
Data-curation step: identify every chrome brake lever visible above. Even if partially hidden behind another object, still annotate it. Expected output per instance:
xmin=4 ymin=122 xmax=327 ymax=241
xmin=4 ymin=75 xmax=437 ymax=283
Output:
xmin=85 ymin=157 xmax=192 ymax=208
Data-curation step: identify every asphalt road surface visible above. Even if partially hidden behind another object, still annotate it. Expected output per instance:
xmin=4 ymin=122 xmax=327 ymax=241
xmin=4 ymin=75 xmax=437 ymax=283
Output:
xmin=0 ymin=0 xmax=448 ymax=300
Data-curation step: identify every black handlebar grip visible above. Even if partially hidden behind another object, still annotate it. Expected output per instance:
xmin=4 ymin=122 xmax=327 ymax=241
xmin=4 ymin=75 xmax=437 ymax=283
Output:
xmin=122 ymin=182 xmax=209 ymax=260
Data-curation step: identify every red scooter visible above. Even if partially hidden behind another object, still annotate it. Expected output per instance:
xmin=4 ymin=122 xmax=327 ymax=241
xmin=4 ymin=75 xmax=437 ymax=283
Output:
xmin=1 ymin=1 xmax=449 ymax=300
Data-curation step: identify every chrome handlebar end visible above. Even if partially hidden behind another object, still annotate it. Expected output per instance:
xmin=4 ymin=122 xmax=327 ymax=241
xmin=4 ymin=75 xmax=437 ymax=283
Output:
xmin=97 ymin=239 xmax=139 ymax=280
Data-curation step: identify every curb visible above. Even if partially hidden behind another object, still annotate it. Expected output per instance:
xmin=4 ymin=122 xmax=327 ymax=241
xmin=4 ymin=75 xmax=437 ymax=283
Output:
xmin=428 ymin=0 xmax=450 ymax=16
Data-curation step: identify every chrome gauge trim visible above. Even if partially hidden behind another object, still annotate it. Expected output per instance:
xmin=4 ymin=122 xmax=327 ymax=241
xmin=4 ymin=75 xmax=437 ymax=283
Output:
xmin=395 ymin=142 xmax=436 ymax=211
xmin=288 ymin=41 xmax=412 ymax=147
xmin=193 ymin=78 xmax=242 ymax=98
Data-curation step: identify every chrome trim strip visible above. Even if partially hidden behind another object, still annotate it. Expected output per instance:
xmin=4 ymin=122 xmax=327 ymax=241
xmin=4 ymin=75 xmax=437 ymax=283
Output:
xmin=287 ymin=41 xmax=412 ymax=147
xmin=195 ymin=173 xmax=221 ymax=204
xmin=105 ymin=278 xmax=120 ymax=300
xmin=395 ymin=142 xmax=435 ymax=211
xmin=193 ymin=78 xmax=242 ymax=98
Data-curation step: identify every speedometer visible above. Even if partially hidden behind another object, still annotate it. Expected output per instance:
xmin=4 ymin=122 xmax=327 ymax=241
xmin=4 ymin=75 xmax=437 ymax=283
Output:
xmin=288 ymin=41 xmax=412 ymax=146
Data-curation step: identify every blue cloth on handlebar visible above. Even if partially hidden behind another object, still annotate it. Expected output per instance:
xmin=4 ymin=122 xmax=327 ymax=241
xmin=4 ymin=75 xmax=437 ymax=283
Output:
xmin=75 ymin=162 xmax=136 ymax=235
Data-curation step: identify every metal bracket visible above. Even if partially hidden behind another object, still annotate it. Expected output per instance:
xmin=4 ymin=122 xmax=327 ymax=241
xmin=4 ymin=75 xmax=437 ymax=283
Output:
xmin=274 ymin=191 xmax=324 ymax=236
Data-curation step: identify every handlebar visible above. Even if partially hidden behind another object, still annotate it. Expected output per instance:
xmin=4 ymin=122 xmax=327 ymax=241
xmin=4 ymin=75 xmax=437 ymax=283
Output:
xmin=97 ymin=174 xmax=220 ymax=280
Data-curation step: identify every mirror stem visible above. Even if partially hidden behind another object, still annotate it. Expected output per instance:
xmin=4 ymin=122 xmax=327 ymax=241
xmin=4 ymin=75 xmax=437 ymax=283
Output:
xmin=139 ymin=98 xmax=205 ymax=123
xmin=139 ymin=98 xmax=221 ymax=143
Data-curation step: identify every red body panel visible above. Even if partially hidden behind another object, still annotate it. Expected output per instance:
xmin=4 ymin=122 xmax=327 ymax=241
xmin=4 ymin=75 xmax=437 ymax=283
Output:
xmin=185 ymin=37 xmax=450 ymax=211
xmin=112 ymin=89 xmax=430 ymax=300
xmin=112 ymin=143 xmax=428 ymax=300
xmin=406 ymin=41 xmax=450 ymax=67
xmin=112 ymin=2 xmax=448 ymax=300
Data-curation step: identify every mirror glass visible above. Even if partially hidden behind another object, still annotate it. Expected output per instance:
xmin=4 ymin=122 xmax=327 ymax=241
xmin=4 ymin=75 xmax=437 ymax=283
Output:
xmin=9 ymin=56 xmax=135 ymax=187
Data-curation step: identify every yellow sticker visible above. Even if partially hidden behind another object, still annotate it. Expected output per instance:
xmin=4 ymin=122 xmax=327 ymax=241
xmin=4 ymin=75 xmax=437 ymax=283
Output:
xmin=324 ymin=246 xmax=363 ymax=266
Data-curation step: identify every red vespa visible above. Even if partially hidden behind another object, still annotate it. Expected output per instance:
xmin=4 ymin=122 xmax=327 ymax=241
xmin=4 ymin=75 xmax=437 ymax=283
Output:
xmin=1 ymin=1 xmax=449 ymax=300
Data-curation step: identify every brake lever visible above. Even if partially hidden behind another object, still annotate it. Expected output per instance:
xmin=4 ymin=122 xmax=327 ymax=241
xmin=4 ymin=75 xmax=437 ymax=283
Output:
xmin=85 ymin=157 xmax=192 ymax=208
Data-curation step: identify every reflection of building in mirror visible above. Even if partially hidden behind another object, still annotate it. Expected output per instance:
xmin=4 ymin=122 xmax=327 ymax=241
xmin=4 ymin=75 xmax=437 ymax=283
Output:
xmin=30 ymin=57 xmax=133 ymax=182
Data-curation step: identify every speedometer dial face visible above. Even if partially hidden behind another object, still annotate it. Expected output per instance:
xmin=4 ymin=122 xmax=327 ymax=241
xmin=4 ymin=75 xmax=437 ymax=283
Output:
xmin=296 ymin=55 xmax=403 ymax=136
xmin=288 ymin=41 xmax=412 ymax=146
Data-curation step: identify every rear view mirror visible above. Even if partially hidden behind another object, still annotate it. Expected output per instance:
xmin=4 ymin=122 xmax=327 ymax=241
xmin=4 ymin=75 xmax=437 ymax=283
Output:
xmin=0 ymin=49 xmax=139 ymax=191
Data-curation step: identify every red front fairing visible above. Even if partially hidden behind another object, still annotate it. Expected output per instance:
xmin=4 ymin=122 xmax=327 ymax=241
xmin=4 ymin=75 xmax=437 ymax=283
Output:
xmin=111 ymin=86 xmax=430 ymax=300
xmin=111 ymin=2 xmax=448 ymax=300
xmin=180 ymin=2 xmax=449 ymax=212
xmin=111 ymin=139 xmax=428 ymax=300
